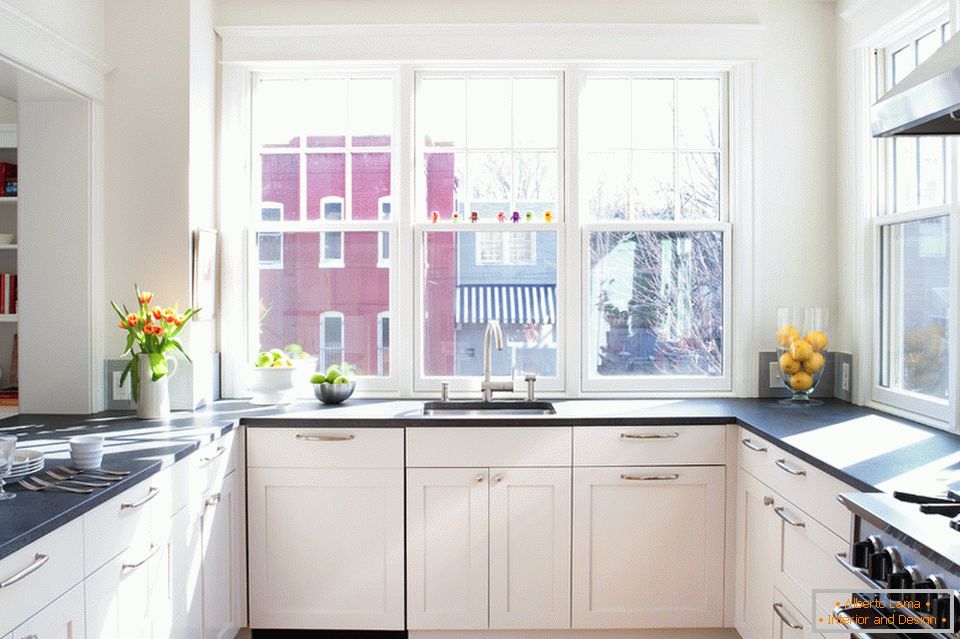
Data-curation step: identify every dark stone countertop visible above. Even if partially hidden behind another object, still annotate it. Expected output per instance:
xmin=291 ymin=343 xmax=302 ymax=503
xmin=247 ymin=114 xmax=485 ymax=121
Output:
xmin=0 ymin=396 xmax=958 ymax=561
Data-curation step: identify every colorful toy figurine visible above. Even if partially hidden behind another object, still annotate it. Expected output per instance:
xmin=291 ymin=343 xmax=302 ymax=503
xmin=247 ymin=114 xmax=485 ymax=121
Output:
xmin=431 ymin=211 xmax=439 ymax=224
xmin=525 ymin=210 xmax=533 ymax=222
xmin=544 ymin=210 xmax=553 ymax=223
xmin=511 ymin=211 xmax=520 ymax=223
xmin=470 ymin=211 xmax=479 ymax=223
xmin=452 ymin=212 xmax=460 ymax=223
xmin=497 ymin=211 xmax=505 ymax=223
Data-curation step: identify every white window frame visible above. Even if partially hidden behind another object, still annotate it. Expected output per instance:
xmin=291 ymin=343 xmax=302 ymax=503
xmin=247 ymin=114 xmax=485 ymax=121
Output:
xmin=867 ymin=8 xmax=958 ymax=427
xmin=319 ymin=195 xmax=346 ymax=268
xmin=377 ymin=311 xmax=389 ymax=376
xmin=218 ymin=27 xmax=758 ymax=399
xmin=319 ymin=310 xmax=346 ymax=369
xmin=378 ymin=195 xmax=391 ymax=267
xmin=474 ymin=231 xmax=537 ymax=266
xmin=579 ymin=68 xmax=733 ymax=393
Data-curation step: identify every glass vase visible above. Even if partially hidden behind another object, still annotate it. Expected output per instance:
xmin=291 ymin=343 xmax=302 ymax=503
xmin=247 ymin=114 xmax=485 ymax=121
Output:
xmin=776 ymin=307 xmax=829 ymax=406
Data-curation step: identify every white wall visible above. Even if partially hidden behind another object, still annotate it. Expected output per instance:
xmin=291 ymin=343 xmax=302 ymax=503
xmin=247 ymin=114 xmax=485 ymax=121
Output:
xmin=0 ymin=97 xmax=15 ymax=123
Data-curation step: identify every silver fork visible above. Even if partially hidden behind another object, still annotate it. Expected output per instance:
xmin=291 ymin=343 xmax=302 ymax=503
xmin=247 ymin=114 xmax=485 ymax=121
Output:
xmin=62 ymin=466 xmax=130 ymax=477
xmin=44 ymin=470 xmax=109 ymax=487
xmin=19 ymin=478 xmax=92 ymax=494
xmin=55 ymin=466 xmax=123 ymax=482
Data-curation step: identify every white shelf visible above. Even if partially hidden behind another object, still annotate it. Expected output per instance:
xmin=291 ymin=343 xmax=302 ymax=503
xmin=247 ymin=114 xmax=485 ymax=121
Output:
xmin=0 ymin=315 xmax=17 ymax=322
xmin=0 ymin=245 xmax=15 ymax=250
xmin=0 ymin=198 xmax=16 ymax=204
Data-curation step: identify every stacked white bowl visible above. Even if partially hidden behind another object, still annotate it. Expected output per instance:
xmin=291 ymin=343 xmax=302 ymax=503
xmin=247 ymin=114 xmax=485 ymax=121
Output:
xmin=69 ymin=435 xmax=104 ymax=469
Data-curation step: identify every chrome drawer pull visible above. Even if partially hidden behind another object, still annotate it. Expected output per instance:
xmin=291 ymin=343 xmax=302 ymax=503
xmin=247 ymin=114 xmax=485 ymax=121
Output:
xmin=205 ymin=492 xmax=222 ymax=508
xmin=741 ymin=438 xmax=767 ymax=452
xmin=773 ymin=602 xmax=803 ymax=629
xmin=621 ymin=473 xmax=680 ymax=481
xmin=762 ymin=496 xmax=774 ymax=506
xmin=122 ymin=543 xmax=161 ymax=573
xmin=295 ymin=434 xmax=355 ymax=442
xmin=620 ymin=432 xmax=680 ymax=440
xmin=0 ymin=553 xmax=49 ymax=589
xmin=774 ymin=458 xmax=806 ymax=476
xmin=121 ymin=486 xmax=159 ymax=510
xmin=774 ymin=506 xmax=805 ymax=527
xmin=200 ymin=446 xmax=226 ymax=464
xmin=474 ymin=474 xmax=485 ymax=483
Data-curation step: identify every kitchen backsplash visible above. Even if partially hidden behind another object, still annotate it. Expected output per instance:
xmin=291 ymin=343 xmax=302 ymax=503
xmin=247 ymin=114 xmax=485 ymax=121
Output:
xmin=757 ymin=350 xmax=853 ymax=400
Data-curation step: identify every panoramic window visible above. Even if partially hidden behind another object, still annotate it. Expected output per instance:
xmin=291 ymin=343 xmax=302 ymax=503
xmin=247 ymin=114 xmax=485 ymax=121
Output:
xmin=253 ymin=76 xmax=394 ymax=382
xmin=581 ymin=73 xmax=728 ymax=389
xmin=873 ymin=19 xmax=954 ymax=422
xmin=416 ymin=72 xmax=562 ymax=387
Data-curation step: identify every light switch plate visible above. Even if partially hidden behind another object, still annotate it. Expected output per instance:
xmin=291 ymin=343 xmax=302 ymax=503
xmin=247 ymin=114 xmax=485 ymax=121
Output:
xmin=768 ymin=361 xmax=781 ymax=388
xmin=112 ymin=371 xmax=131 ymax=401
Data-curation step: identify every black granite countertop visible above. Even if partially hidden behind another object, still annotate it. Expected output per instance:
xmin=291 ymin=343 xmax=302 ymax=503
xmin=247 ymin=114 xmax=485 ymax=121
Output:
xmin=0 ymin=396 xmax=958 ymax=561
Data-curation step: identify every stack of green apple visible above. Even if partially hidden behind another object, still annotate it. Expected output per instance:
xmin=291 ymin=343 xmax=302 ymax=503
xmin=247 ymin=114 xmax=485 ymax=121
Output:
xmin=310 ymin=364 xmax=353 ymax=385
xmin=254 ymin=349 xmax=294 ymax=368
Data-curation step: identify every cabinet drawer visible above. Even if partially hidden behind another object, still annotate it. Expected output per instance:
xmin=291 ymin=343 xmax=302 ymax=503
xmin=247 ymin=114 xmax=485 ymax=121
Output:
xmin=774 ymin=495 xmax=863 ymax=619
xmin=738 ymin=428 xmax=855 ymax=540
xmin=574 ymin=425 xmax=725 ymax=465
xmin=248 ymin=427 xmax=403 ymax=468
xmin=773 ymin=590 xmax=826 ymax=639
xmin=738 ymin=429 xmax=773 ymax=477
xmin=194 ymin=429 xmax=238 ymax=492
xmin=0 ymin=518 xmax=83 ymax=635
xmin=406 ymin=427 xmax=571 ymax=467
xmin=83 ymin=467 xmax=171 ymax=574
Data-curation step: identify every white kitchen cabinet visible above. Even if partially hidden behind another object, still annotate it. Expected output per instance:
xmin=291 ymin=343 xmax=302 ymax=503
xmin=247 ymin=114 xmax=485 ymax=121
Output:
xmin=84 ymin=534 xmax=168 ymax=639
xmin=168 ymin=504 xmax=203 ymax=639
xmin=407 ymin=468 xmax=490 ymax=630
xmin=201 ymin=471 xmax=243 ymax=639
xmin=489 ymin=467 xmax=571 ymax=629
xmin=735 ymin=468 xmax=781 ymax=639
xmin=10 ymin=583 xmax=84 ymax=639
xmin=773 ymin=591 xmax=825 ymax=639
xmin=572 ymin=465 xmax=725 ymax=628
xmin=248 ymin=466 xmax=405 ymax=630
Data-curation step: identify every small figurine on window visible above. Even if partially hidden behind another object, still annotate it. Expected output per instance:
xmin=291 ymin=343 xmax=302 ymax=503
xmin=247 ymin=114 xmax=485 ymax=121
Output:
xmin=497 ymin=211 xmax=506 ymax=223
xmin=431 ymin=211 xmax=439 ymax=224
xmin=544 ymin=210 xmax=553 ymax=223
xmin=511 ymin=211 xmax=520 ymax=223
xmin=525 ymin=210 xmax=533 ymax=222
xmin=452 ymin=212 xmax=460 ymax=223
xmin=470 ymin=211 xmax=479 ymax=223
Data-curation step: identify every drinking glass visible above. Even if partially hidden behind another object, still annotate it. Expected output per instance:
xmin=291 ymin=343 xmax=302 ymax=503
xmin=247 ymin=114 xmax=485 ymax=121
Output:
xmin=0 ymin=435 xmax=16 ymax=501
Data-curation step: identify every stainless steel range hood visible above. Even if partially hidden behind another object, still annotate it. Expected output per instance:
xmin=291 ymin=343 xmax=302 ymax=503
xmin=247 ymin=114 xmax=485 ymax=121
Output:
xmin=871 ymin=33 xmax=960 ymax=137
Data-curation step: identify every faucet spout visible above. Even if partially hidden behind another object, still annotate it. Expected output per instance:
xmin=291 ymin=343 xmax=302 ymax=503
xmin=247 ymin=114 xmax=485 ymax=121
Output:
xmin=482 ymin=320 xmax=504 ymax=383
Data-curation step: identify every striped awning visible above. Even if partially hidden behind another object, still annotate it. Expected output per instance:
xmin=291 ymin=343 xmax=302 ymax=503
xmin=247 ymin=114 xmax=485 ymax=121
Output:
xmin=455 ymin=285 xmax=557 ymax=325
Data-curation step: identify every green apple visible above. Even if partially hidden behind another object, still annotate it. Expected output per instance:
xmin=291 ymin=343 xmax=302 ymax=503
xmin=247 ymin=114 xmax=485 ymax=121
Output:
xmin=309 ymin=372 xmax=327 ymax=384
xmin=333 ymin=376 xmax=351 ymax=385
xmin=269 ymin=348 xmax=286 ymax=362
xmin=325 ymin=365 xmax=342 ymax=383
xmin=254 ymin=352 xmax=272 ymax=368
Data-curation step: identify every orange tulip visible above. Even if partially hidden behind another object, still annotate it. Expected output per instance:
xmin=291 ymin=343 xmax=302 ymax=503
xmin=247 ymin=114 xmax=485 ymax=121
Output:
xmin=126 ymin=313 xmax=139 ymax=326
xmin=119 ymin=321 xmax=127 ymax=329
xmin=163 ymin=314 xmax=175 ymax=324
xmin=155 ymin=326 xmax=165 ymax=337
xmin=152 ymin=307 xmax=162 ymax=320
xmin=163 ymin=307 xmax=174 ymax=316
xmin=138 ymin=291 xmax=153 ymax=305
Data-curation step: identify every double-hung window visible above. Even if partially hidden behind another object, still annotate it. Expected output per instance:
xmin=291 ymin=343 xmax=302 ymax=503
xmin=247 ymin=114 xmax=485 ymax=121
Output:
xmin=872 ymin=16 xmax=956 ymax=423
xmin=416 ymin=71 xmax=563 ymax=390
xmin=252 ymin=74 xmax=396 ymax=385
xmin=580 ymin=71 xmax=730 ymax=391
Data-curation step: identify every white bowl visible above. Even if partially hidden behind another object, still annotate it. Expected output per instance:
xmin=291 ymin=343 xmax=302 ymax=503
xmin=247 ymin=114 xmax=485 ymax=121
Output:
xmin=248 ymin=366 xmax=296 ymax=405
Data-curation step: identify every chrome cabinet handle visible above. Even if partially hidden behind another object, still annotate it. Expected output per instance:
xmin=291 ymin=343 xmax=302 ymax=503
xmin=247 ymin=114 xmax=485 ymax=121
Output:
xmin=0 ymin=553 xmax=49 ymax=589
xmin=620 ymin=432 xmax=680 ymax=440
xmin=774 ymin=506 xmax=805 ymax=527
xmin=474 ymin=474 xmax=484 ymax=483
xmin=762 ymin=495 xmax=774 ymax=506
xmin=493 ymin=474 xmax=503 ymax=484
xmin=205 ymin=492 xmax=222 ymax=508
xmin=774 ymin=458 xmax=806 ymax=476
xmin=295 ymin=434 xmax=355 ymax=442
xmin=122 ymin=543 xmax=162 ymax=573
xmin=773 ymin=602 xmax=803 ymax=629
xmin=741 ymin=438 xmax=767 ymax=452
xmin=200 ymin=446 xmax=226 ymax=464
xmin=621 ymin=473 xmax=680 ymax=481
xmin=121 ymin=486 xmax=159 ymax=510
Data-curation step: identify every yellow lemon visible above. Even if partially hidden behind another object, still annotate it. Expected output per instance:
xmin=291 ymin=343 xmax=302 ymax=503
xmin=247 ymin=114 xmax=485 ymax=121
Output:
xmin=776 ymin=324 xmax=799 ymax=347
xmin=802 ymin=351 xmax=825 ymax=374
xmin=789 ymin=371 xmax=814 ymax=391
xmin=804 ymin=331 xmax=828 ymax=352
xmin=789 ymin=339 xmax=813 ymax=362
xmin=779 ymin=352 xmax=801 ymax=375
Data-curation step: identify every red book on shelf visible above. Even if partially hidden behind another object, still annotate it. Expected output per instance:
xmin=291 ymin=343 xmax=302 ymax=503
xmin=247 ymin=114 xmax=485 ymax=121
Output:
xmin=10 ymin=275 xmax=16 ymax=315
xmin=1 ymin=274 xmax=7 ymax=315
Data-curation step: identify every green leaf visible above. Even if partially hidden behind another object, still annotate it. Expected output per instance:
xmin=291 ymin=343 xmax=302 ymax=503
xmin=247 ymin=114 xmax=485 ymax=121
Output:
xmin=119 ymin=359 xmax=133 ymax=388
xmin=110 ymin=301 xmax=126 ymax=322
xmin=122 ymin=333 xmax=135 ymax=356
xmin=168 ymin=339 xmax=192 ymax=362
xmin=148 ymin=352 xmax=168 ymax=381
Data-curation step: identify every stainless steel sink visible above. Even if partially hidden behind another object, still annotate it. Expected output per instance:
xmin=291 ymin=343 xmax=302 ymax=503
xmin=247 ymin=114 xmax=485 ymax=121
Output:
xmin=422 ymin=400 xmax=556 ymax=416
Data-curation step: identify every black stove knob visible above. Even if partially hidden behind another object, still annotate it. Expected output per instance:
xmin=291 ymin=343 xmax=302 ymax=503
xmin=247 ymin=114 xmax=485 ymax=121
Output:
xmin=912 ymin=579 xmax=935 ymax=608
xmin=868 ymin=551 xmax=892 ymax=582
xmin=932 ymin=595 xmax=955 ymax=629
xmin=853 ymin=540 xmax=877 ymax=569
xmin=888 ymin=570 xmax=914 ymax=599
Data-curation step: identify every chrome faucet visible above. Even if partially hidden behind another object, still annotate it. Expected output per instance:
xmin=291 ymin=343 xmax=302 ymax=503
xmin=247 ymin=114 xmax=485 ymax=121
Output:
xmin=481 ymin=320 xmax=513 ymax=401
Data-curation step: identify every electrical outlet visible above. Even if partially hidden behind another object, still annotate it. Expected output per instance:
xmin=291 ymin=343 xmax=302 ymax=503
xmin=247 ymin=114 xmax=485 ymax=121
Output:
xmin=112 ymin=371 xmax=131 ymax=401
xmin=769 ymin=361 xmax=781 ymax=388
xmin=841 ymin=361 xmax=851 ymax=392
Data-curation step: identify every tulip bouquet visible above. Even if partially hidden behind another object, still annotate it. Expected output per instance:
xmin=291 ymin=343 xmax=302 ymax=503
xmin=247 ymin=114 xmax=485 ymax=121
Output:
xmin=110 ymin=285 xmax=199 ymax=401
